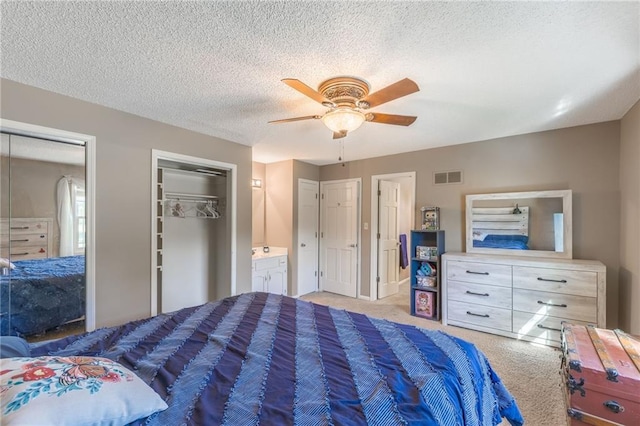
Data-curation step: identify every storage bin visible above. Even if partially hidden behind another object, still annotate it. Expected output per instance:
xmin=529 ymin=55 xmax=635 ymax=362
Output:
xmin=416 ymin=275 xmax=436 ymax=287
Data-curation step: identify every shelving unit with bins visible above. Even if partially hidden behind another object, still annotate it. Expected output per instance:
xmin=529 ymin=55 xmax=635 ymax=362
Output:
xmin=410 ymin=230 xmax=445 ymax=321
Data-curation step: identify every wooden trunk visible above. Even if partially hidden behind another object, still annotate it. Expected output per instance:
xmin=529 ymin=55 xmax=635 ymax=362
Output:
xmin=561 ymin=324 xmax=640 ymax=426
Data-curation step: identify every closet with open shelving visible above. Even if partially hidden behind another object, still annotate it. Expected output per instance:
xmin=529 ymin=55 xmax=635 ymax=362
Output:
xmin=155 ymin=160 xmax=229 ymax=313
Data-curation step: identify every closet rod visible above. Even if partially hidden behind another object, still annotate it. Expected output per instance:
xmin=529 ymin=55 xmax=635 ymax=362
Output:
xmin=165 ymin=192 xmax=219 ymax=200
xmin=160 ymin=167 xmax=225 ymax=178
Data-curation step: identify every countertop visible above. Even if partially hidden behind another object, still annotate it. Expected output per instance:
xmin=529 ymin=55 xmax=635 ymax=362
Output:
xmin=252 ymin=246 xmax=288 ymax=260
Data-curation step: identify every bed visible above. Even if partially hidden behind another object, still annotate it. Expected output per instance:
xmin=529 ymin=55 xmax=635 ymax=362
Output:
xmin=471 ymin=206 xmax=530 ymax=250
xmin=473 ymin=234 xmax=529 ymax=250
xmin=17 ymin=292 xmax=524 ymax=425
xmin=0 ymin=255 xmax=85 ymax=337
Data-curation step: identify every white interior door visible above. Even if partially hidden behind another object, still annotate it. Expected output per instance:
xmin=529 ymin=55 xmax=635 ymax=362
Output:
xmin=320 ymin=180 xmax=359 ymax=298
xmin=377 ymin=180 xmax=400 ymax=299
xmin=297 ymin=179 xmax=319 ymax=296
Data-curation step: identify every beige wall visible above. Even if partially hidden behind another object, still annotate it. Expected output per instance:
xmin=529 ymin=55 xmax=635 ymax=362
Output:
xmin=252 ymin=162 xmax=266 ymax=247
xmin=1 ymin=156 xmax=84 ymax=257
xmin=265 ymin=160 xmax=293 ymax=295
xmin=620 ymin=99 xmax=640 ymax=334
xmin=265 ymin=160 xmax=293 ymax=250
xmin=0 ymin=78 xmax=253 ymax=328
xmin=320 ymin=121 xmax=622 ymax=327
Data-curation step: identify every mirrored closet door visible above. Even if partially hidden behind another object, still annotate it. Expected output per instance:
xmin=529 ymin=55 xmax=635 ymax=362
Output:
xmin=0 ymin=132 xmax=87 ymax=341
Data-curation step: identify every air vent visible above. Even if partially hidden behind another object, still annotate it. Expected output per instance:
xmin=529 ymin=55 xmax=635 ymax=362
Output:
xmin=434 ymin=170 xmax=463 ymax=185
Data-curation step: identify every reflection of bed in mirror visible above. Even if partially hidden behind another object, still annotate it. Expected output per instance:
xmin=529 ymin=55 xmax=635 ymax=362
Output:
xmin=471 ymin=206 xmax=530 ymax=250
xmin=0 ymin=255 xmax=86 ymax=337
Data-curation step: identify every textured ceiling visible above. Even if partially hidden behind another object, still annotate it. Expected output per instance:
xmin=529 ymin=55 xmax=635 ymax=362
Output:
xmin=1 ymin=1 xmax=639 ymax=165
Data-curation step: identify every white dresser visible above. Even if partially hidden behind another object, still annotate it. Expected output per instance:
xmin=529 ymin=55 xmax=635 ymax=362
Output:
xmin=0 ymin=218 xmax=53 ymax=260
xmin=442 ymin=252 xmax=606 ymax=347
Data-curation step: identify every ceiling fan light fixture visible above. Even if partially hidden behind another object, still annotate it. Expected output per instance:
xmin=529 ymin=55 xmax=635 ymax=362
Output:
xmin=321 ymin=108 xmax=366 ymax=133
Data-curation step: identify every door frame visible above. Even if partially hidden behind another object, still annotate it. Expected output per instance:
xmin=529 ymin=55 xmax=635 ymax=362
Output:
xmin=0 ymin=118 xmax=97 ymax=332
xmin=151 ymin=149 xmax=237 ymax=316
xmin=370 ymin=172 xmax=416 ymax=301
xmin=319 ymin=178 xmax=362 ymax=298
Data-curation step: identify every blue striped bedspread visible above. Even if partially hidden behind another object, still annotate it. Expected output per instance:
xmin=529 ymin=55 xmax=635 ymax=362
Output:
xmin=32 ymin=292 xmax=524 ymax=425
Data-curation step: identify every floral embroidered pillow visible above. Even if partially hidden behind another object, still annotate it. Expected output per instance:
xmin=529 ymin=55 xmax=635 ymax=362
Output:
xmin=0 ymin=356 xmax=168 ymax=425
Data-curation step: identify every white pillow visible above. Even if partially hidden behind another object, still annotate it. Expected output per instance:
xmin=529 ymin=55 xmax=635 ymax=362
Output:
xmin=0 ymin=356 xmax=168 ymax=426
xmin=0 ymin=257 xmax=15 ymax=269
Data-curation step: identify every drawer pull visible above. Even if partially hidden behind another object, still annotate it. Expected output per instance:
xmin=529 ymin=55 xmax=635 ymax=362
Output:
xmin=466 ymin=270 xmax=489 ymax=275
xmin=10 ymin=239 xmax=30 ymax=242
xmin=466 ymin=290 xmax=490 ymax=297
xmin=10 ymin=226 xmax=29 ymax=230
xmin=466 ymin=311 xmax=490 ymax=318
xmin=11 ymin=252 xmax=30 ymax=256
xmin=537 ymin=324 xmax=561 ymax=332
xmin=537 ymin=300 xmax=567 ymax=308
xmin=537 ymin=277 xmax=567 ymax=283
xmin=603 ymin=400 xmax=624 ymax=414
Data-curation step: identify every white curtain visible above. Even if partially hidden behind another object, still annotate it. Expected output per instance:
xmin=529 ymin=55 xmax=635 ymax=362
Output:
xmin=56 ymin=176 xmax=75 ymax=257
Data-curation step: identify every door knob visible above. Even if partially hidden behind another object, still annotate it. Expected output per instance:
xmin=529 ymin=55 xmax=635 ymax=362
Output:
xmin=301 ymin=243 xmax=306 ymax=247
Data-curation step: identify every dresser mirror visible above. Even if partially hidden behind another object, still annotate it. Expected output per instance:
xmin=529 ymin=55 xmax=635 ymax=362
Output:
xmin=465 ymin=189 xmax=572 ymax=259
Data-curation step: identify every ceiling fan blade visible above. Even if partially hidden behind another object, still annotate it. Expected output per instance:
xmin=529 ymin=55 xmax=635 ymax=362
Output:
xmin=367 ymin=113 xmax=417 ymax=126
xmin=333 ymin=131 xmax=347 ymax=139
xmin=268 ymin=115 xmax=321 ymax=124
xmin=282 ymin=79 xmax=331 ymax=104
xmin=361 ymin=78 xmax=419 ymax=108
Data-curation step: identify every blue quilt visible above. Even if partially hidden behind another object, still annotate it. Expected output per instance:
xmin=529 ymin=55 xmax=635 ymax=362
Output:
xmin=32 ymin=293 xmax=524 ymax=425
xmin=474 ymin=234 xmax=529 ymax=250
xmin=0 ymin=256 xmax=85 ymax=337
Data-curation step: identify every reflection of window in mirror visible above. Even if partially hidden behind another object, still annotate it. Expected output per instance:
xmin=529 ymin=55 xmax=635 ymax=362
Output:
xmin=73 ymin=185 xmax=86 ymax=254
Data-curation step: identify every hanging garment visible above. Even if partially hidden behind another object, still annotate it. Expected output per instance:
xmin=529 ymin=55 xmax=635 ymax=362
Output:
xmin=399 ymin=233 xmax=408 ymax=269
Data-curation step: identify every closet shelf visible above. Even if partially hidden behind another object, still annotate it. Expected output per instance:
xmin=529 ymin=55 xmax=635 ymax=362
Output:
xmin=164 ymin=192 xmax=219 ymax=200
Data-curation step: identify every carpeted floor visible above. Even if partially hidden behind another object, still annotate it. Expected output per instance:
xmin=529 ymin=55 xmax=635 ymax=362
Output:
xmin=301 ymin=283 xmax=567 ymax=426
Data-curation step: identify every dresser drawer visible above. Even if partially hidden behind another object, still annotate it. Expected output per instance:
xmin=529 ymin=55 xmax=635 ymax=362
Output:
xmin=0 ymin=246 xmax=48 ymax=260
xmin=513 ymin=289 xmax=596 ymax=323
xmin=512 ymin=310 xmax=592 ymax=344
xmin=447 ymin=300 xmax=512 ymax=332
xmin=447 ymin=280 xmax=512 ymax=309
xmin=0 ymin=220 xmax=49 ymax=235
xmin=446 ymin=260 xmax=512 ymax=287
xmin=0 ymin=232 xmax=48 ymax=248
xmin=513 ymin=266 xmax=597 ymax=297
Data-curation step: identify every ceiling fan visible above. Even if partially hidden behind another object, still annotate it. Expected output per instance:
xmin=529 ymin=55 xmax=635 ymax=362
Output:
xmin=269 ymin=76 xmax=420 ymax=139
